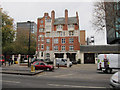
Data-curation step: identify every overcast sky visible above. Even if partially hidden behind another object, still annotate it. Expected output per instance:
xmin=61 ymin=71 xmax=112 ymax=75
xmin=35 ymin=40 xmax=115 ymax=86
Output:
xmin=0 ymin=0 xmax=107 ymax=45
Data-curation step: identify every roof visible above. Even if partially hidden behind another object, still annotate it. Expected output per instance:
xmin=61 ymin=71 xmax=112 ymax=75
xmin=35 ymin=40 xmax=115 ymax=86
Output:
xmin=54 ymin=17 xmax=77 ymax=25
xmin=80 ymin=44 xmax=120 ymax=53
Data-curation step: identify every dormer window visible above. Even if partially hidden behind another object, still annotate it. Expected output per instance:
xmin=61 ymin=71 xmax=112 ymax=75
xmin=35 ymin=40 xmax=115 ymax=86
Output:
xmin=68 ymin=24 xmax=74 ymax=28
xmin=57 ymin=25 xmax=63 ymax=30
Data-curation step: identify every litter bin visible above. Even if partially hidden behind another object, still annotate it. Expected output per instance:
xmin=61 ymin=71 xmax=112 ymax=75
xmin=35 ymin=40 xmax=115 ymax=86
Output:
xmin=31 ymin=64 xmax=35 ymax=72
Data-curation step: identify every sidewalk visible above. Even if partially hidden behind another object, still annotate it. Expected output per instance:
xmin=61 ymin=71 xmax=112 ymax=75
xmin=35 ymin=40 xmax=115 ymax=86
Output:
xmin=0 ymin=64 xmax=44 ymax=76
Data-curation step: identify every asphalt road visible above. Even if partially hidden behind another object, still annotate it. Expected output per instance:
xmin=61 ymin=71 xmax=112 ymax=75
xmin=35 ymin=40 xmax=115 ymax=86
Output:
xmin=1 ymin=64 xmax=114 ymax=89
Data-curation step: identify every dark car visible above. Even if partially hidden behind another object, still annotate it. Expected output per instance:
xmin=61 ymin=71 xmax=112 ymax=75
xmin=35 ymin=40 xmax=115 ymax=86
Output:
xmin=31 ymin=58 xmax=44 ymax=64
xmin=33 ymin=61 xmax=54 ymax=71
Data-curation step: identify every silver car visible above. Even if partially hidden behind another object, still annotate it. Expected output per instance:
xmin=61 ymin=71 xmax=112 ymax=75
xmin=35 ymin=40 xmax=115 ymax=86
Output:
xmin=110 ymin=71 xmax=120 ymax=88
xmin=56 ymin=58 xmax=72 ymax=67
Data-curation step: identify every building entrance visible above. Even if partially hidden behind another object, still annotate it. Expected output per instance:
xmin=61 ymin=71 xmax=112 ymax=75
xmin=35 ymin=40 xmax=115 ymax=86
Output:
xmin=84 ymin=53 xmax=95 ymax=64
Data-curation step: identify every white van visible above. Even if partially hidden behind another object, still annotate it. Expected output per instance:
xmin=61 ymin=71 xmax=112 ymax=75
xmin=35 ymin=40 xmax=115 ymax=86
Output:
xmin=97 ymin=54 xmax=120 ymax=73
xmin=56 ymin=58 xmax=72 ymax=67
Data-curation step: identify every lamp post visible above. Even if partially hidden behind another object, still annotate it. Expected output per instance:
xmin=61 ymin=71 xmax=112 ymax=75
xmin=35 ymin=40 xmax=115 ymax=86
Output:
xmin=27 ymin=21 xmax=31 ymax=67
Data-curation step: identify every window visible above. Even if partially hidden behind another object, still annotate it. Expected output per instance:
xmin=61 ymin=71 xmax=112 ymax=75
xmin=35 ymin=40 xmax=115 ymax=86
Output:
xmin=57 ymin=25 xmax=63 ymax=29
xmin=40 ymin=63 xmax=45 ymax=65
xmin=41 ymin=20 xmax=43 ymax=23
xmin=41 ymin=44 xmax=44 ymax=49
xmin=63 ymin=31 xmax=65 ymax=36
xmin=54 ymin=38 xmax=58 ymax=44
xmin=46 ymin=46 xmax=50 ymax=50
xmin=39 ymin=28 xmax=44 ymax=32
xmin=46 ymin=39 xmax=50 ymax=43
xmin=34 ymin=62 xmax=39 ymax=65
xmin=69 ymin=31 xmax=74 ymax=36
xmin=69 ymin=45 xmax=74 ymax=51
xmin=61 ymin=46 xmax=65 ymax=51
xmin=54 ymin=46 xmax=58 ymax=51
xmin=38 ymin=35 xmax=40 ymax=41
xmin=38 ymin=44 xmax=40 ymax=50
xmin=68 ymin=24 xmax=74 ymax=28
xmin=40 ymin=25 xmax=44 ymax=27
xmin=46 ymin=32 xmax=50 ymax=37
xmin=46 ymin=53 xmax=50 ymax=58
xmin=60 ymin=32 xmax=62 ymax=36
xmin=61 ymin=38 xmax=65 ymax=44
xmin=41 ymin=35 xmax=44 ymax=41
xmin=69 ymin=38 xmax=74 ymax=43
xmin=41 ymin=52 xmax=43 ymax=57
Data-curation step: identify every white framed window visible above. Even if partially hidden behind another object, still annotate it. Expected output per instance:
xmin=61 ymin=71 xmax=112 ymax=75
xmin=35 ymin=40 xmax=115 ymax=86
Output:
xmin=61 ymin=46 xmax=65 ymax=51
xmin=63 ymin=31 xmax=65 ymax=36
xmin=41 ymin=44 xmax=44 ymax=49
xmin=54 ymin=46 xmax=58 ymax=51
xmin=38 ymin=35 xmax=40 ymax=41
xmin=69 ymin=45 xmax=74 ymax=51
xmin=57 ymin=25 xmax=63 ymax=29
xmin=60 ymin=32 xmax=62 ymax=36
xmin=41 ymin=35 xmax=44 ymax=41
xmin=69 ymin=38 xmax=74 ymax=43
xmin=68 ymin=24 xmax=74 ymax=28
xmin=39 ymin=28 xmax=44 ymax=32
xmin=46 ymin=46 xmax=50 ymax=50
xmin=54 ymin=38 xmax=58 ymax=44
xmin=40 ymin=25 xmax=43 ymax=27
xmin=38 ymin=44 xmax=40 ymax=50
xmin=69 ymin=31 xmax=74 ymax=36
xmin=46 ymin=39 xmax=50 ymax=43
xmin=46 ymin=32 xmax=50 ymax=37
xmin=61 ymin=38 xmax=65 ymax=44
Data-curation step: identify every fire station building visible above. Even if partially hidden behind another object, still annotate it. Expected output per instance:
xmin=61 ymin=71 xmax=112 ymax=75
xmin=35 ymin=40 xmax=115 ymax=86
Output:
xmin=36 ymin=9 xmax=85 ymax=62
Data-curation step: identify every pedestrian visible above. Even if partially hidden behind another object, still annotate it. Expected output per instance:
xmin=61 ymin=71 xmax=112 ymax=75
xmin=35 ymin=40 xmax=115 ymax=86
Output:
xmin=8 ymin=59 xmax=11 ymax=66
xmin=58 ymin=63 xmax=59 ymax=68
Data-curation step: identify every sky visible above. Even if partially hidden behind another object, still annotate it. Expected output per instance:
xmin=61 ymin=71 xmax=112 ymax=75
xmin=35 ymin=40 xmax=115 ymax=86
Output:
xmin=0 ymin=0 xmax=107 ymax=45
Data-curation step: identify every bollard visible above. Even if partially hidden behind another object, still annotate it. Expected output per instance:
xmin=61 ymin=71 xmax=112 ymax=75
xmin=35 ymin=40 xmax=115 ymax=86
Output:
xmin=31 ymin=64 xmax=35 ymax=72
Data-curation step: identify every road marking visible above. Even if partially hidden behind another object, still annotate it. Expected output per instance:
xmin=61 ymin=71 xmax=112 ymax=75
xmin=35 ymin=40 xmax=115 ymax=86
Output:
xmin=0 ymin=80 xmax=20 ymax=83
xmin=48 ymin=84 xmax=107 ymax=88
xmin=53 ymin=74 xmax=73 ymax=77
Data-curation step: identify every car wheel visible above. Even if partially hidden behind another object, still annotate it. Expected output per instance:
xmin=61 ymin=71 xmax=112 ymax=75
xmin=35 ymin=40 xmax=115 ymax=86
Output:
xmin=46 ymin=68 xmax=50 ymax=71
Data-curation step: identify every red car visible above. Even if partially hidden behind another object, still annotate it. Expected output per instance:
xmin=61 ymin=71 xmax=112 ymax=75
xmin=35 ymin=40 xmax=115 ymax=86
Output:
xmin=0 ymin=55 xmax=5 ymax=64
xmin=33 ymin=61 xmax=54 ymax=71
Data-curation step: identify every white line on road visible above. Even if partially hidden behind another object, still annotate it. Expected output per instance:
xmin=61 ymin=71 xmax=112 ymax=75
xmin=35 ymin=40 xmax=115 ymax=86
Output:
xmin=53 ymin=74 xmax=73 ymax=77
xmin=48 ymin=84 xmax=107 ymax=88
xmin=0 ymin=80 xmax=21 ymax=83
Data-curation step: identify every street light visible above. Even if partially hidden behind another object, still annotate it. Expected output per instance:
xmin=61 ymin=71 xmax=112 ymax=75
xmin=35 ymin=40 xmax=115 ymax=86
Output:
xmin=27 ymin=21 xmax=31 ymax=67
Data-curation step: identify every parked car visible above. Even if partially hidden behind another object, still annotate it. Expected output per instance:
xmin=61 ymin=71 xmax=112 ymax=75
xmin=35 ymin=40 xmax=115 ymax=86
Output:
xmin=0 ymin=55 xmax=5 ymax=64
xmin=110 ymin=72 xmax=120 ymax=88
xmin=31 ymin=58 xmax=44 ymax=64
xmin=56 ymin=58 xmax=72 ymax=67
xmin=33 ymin=61 xmax=54 ymax=71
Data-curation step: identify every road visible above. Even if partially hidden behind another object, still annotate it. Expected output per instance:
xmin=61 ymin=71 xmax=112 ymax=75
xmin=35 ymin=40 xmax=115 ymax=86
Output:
xmin=1 ymin=64 xmax=114 ymax=89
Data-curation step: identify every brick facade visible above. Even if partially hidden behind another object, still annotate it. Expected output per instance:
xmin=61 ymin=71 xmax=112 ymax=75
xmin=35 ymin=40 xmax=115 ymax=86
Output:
xmin=36 ymin=9 xmax=85 ymax=61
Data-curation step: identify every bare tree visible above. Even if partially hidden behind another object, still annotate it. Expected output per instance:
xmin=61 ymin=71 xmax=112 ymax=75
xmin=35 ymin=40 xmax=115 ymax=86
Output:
xmin=93 ymin=1 xmax=120 ymax=32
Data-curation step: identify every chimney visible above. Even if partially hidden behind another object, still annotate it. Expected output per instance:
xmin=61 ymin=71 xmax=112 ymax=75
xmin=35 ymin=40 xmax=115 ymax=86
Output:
xmin=76 ymin=11 xmax=79 ymax=28
xmin=65 ymin=9 xmax=68 ymax=25
xmin=51 ymin=10 xmax=55 ymax=31
xmin=44 ymin=13 xmax=48 ymax=16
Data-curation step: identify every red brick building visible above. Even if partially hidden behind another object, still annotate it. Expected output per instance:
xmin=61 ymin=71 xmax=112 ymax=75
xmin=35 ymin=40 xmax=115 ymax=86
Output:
xmin=36 ymin=9 xmax=85 ymax=62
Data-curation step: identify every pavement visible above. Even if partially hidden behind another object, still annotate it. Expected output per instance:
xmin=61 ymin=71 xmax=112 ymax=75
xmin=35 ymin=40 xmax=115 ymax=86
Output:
xmin=0 ymin=64 xmax=44 ymax=76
